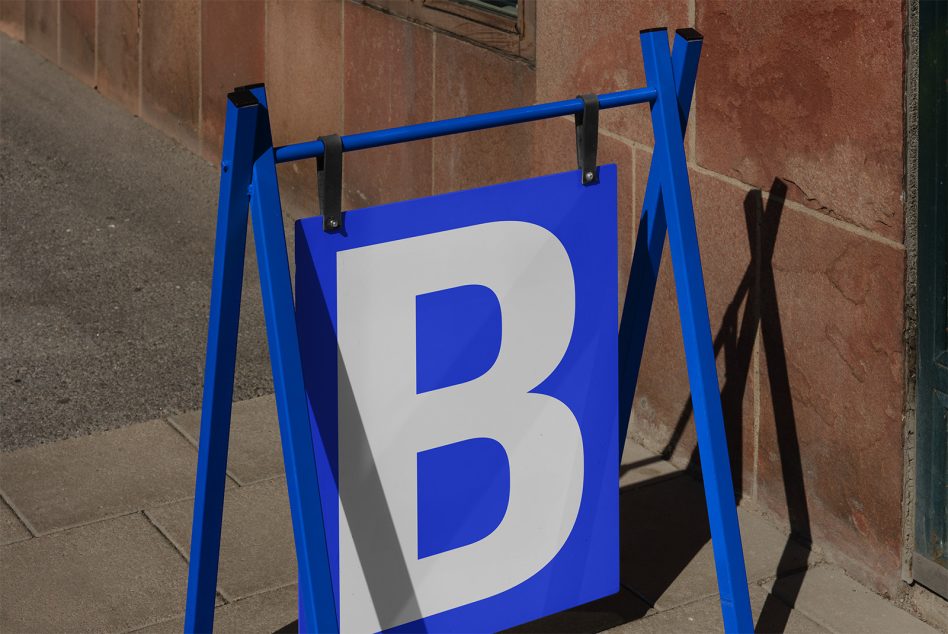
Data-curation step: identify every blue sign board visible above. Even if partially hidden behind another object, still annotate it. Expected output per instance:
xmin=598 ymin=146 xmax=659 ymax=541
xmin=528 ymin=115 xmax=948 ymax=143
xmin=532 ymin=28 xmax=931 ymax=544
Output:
xmin=295 ymin=166 xmax=619 ymax=632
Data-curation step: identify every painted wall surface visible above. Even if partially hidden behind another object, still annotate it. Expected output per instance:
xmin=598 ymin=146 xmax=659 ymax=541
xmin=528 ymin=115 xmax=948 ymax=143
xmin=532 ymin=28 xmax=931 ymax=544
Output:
xmin=0 ymin=0 xmax=908 ymax=596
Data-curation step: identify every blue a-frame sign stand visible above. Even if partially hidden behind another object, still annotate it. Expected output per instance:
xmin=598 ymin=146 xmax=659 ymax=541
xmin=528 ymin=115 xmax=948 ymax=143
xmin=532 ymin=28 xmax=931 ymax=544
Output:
xmin=184 ymin=27 xmax=755 ymax=634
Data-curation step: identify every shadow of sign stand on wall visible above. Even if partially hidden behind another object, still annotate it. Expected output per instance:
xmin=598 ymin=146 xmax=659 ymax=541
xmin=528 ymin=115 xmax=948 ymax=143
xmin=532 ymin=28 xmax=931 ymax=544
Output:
xmin=182 ymin=27 xmax=755 ymax=634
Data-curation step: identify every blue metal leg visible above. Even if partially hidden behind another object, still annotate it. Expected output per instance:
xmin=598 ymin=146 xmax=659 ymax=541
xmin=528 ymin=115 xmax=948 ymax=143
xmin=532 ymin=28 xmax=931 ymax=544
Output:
xmin=248 ymin=92 xmax=338 ymax=634
xmin=185 ymin=92 xmax=261 ymax=633
xmin=619 ymin=29 xmax=703 ymax=450
xmin=640 ymin=29 xmax=754 ymax=634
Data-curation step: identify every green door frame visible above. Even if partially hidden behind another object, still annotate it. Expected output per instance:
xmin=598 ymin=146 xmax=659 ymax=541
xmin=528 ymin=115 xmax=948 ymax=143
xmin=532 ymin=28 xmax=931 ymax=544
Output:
xmin=913 ymin=0 xmax=947 ymax=600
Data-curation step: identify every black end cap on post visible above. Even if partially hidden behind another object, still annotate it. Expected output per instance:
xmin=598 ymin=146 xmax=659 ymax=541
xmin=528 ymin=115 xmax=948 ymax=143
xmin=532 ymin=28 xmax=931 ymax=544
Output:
xmin=575 ymin=94 xmax=599 ymax=186
xmin=675 ymin=28 xmax=704 ymax=41
xmin=227 ymin=89 xmax=259 ymax=108
xmin=235 ymin=82 xmax=266 ymax=92
xmin=639 ymin=27 xmax=668 ymax=34
xmin=317 ymin=134 xmax=344 ymax=232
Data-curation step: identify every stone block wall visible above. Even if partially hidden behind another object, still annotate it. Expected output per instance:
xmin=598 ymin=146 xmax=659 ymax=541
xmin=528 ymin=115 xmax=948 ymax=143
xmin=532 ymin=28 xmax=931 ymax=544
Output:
xmin=0 ymin=0 xmax=909 ymax=597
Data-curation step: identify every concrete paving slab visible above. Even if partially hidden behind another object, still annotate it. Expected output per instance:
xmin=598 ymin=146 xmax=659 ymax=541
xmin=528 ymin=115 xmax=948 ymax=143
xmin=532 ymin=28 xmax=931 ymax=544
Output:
xmin=737 ymin=503 xmax=812 ymax=581
xmin=0 ymin=495 xmax=31 ymax=544
xmin=749 ymin=585 xmax=830 ymax=634
xmin=506 ymin=588 xmax=652 ymax=633
xmin=146 ymin=477 xmax=296 ymax=601
xmin=606 ymin=585 xmax=828 ymax=633
xmin=907 ymin=584 xmax=948 ymax=633
xmin=762 ymin=565 xmax=940 ymax=634
xmin=135 ymin=584 xmax=298 ymax=633
xmin=170 ymin=395 xmax=284 ymax=485
xmin=619 ymin=438 xmax=679 ymax=489
xmin=619 ymin=473 xmax=810 ymax=610
xmin=0 ymin=512 xmax=189 ymax=632
xmin=0 ymin=419 xmax=205 ymax=534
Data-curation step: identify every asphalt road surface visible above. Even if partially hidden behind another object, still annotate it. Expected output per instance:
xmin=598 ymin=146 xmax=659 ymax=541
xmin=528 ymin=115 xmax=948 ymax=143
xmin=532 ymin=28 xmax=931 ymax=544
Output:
xmin=0 ymin=35 xmax=274 ymax=450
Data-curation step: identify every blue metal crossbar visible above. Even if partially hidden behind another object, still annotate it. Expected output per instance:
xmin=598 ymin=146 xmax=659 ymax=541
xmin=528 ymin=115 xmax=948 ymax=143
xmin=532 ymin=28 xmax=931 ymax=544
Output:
xmin=273 ymin=87 xmax=657 ymax=163
xmin=184 ymin=26 xmax=754 ymax=634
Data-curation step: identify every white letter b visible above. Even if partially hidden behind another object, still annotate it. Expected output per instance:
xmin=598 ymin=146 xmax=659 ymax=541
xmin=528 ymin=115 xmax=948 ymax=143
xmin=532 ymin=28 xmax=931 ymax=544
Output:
xmin=336 ymin=221 xmax=583 ymax=632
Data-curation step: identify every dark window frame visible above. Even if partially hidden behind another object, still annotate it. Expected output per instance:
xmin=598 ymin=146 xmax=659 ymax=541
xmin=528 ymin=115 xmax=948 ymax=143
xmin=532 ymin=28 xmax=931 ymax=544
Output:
xmin=913 ymin=0 xmax=947 ymax=600
xmin=362 ymin=0 xmax=536 ymax=62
